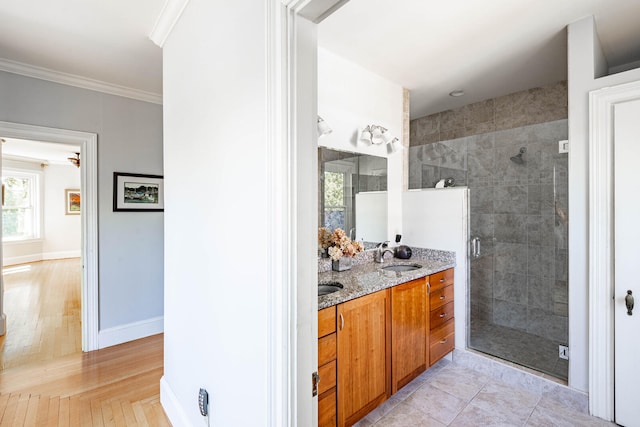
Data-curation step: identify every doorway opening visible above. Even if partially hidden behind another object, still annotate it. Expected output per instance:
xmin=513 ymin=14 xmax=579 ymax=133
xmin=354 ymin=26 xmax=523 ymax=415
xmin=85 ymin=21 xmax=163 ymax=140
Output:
xmin=0 ymin=138 xmax=82 ymax=369
xmin=0 ymin=122 xmax=98 ymax=361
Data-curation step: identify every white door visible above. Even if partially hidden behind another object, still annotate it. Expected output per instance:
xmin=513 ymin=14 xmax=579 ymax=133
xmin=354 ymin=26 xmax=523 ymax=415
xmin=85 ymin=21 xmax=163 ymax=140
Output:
xmin=614 ymin=99 xmax=640 ymax=427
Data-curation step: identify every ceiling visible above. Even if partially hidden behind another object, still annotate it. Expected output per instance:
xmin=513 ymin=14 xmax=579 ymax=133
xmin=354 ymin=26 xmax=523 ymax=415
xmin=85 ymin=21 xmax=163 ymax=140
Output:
xmin=2 ymin=138 xmax=81 ymax=166
xmin=0 ymin=0 xmax=164 ymax=96
xmin=318 ymin=0 xmax=640 ymax=118
xmin=0 ymin=1 xmax=639 ymax=120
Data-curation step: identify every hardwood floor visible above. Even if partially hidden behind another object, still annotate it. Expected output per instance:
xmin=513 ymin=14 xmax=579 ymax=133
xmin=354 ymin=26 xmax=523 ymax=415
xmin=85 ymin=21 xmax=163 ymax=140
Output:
xmin=0 ymin=259 xmax=170 ymax=425
xmin=0 ymin=334 xmax=170 ymax=426
xmin=0 ymin=259 xmax=81 ymax=369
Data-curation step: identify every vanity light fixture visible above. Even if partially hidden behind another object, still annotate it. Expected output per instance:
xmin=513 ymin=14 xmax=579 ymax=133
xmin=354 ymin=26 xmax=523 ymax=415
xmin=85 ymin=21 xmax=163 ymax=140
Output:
xmin=359 ymin=124 xmax=391 ymax=145
xmin=317 ymin=116 xmax=332 ymax=136
xmin=388 ymin=137 xmax=402 ymax=153
xmin=68 ymin=152 xmax=80 ymax=168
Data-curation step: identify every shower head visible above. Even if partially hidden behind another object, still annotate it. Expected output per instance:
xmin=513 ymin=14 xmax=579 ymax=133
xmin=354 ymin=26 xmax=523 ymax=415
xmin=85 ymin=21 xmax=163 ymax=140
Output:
xmin=510 ymin=147 xmax=526 ymax=165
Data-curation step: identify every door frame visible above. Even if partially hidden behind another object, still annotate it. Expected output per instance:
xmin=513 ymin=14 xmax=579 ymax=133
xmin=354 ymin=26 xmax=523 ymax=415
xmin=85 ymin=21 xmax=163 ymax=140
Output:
xmin=0 ymin=121 xmax=99 ymax=352
xmin=588 ymin=79 xmax=640 ymax=420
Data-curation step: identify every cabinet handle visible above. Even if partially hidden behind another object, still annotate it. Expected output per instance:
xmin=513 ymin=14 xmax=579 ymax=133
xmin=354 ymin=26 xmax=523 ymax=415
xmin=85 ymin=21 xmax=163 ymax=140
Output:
xmin=440 ymin=338 xmax=448 ymax=344
xmin=427 ymin=282 xmax=431 ymax=295
xmin=439 ymin=313 xmax=447 ymax=318
xmin=439 ymin=295 xmax=446 ymax=300
xmin=439 ymin=278 xmax=445 ymax=283
xmin=339 ymin=313 xmax=344 ymax=330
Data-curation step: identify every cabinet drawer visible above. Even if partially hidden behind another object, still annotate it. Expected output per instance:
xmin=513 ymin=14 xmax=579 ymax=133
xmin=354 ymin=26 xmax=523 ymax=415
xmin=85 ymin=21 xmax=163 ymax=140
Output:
xmin=430 ymin=319 xmax=454 ymax=365
xmin=429 ymin=284 xmax=454 ymax=310
xmin=319 ymin=333 xmax=337 ymax=366
xmin=319 ymin=306 xmax=336 ymax=338
xmin=318 ymin=387 xmax=337 ymax=427
xmin=318 ymin=360 xmax=337 ymax=395
xmin=430 ymin=301 xmax=454 ymax=330
xmin=430 ymin=268 xmax=454 ymax=292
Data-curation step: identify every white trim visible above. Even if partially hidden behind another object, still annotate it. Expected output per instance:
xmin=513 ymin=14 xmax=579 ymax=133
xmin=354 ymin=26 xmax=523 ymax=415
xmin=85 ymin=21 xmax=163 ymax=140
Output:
xmin=3 ymin=254 xmax=41 ymax=267
xmin=268 ymin=2 xmax=324 ymax=426
xmin=0 ymin=58 xmax=162 ymax=105
xmin=43 ymin=250 xmax=82 ymax=260
xmin=266 ymin=3 xmax=289 ymax=426
xmin=160 ymin=376 xmax=192 ymax=427
xmin=149 ymin=0 xmax=192 ymax=48
xmin=3 ymin=251 xmax=81 ymax=267
xmin=97 ymin=316 xmax=164 ymax=349
xmin=0 ymin=121 xmax=99 ymax=351
xmin=588 ymin=79 xmax=640 ymax=420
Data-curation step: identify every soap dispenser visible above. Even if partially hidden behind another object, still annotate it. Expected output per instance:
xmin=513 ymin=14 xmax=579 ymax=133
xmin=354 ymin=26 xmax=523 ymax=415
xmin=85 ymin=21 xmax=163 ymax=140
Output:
xmin=394 ymin=234 xmax=412 ymax=259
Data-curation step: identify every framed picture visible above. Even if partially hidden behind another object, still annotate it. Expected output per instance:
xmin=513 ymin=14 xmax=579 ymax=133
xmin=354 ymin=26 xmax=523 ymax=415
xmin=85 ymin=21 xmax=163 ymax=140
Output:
xmin=113 ymin=172 xmax=164 ymax=212
xmin=65 ymin=189 xmax=81 ymax=215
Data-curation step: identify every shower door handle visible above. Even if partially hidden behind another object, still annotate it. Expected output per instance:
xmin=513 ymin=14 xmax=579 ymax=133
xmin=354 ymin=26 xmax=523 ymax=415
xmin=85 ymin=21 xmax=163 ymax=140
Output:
xmin=471 ymin=237 xmax=481 ymax=258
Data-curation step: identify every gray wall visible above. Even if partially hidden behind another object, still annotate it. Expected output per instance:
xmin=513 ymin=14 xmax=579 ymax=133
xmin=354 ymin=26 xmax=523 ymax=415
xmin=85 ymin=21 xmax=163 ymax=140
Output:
xmin=0 ymin=71 xmax=164 ymax=330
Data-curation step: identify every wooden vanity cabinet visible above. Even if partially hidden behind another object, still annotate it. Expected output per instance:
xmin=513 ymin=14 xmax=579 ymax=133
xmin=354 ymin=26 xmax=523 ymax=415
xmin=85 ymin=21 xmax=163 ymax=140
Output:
xmin=428 ymin=268 xmax=455 ymax=365
xmin=391 ymin=277 xmax=427 ymax=393
xmin=337 ymin=289 xmax=391 ymax=427
xmin=318 ymin=306 xmax=337 ymax=427
xmin=318 ymin=267 xmax=454 ymax=426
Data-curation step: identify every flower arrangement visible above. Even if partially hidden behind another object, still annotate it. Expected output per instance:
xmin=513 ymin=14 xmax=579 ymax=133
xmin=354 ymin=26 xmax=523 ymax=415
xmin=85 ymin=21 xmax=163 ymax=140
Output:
xmin=318 ymin=227 xmax=364 ymax=261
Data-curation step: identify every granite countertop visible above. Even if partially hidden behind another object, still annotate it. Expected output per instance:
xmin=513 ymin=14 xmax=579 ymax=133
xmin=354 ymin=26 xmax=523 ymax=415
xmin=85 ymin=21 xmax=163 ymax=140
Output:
xmin=318 ymin=248 xmax=456 ymax=310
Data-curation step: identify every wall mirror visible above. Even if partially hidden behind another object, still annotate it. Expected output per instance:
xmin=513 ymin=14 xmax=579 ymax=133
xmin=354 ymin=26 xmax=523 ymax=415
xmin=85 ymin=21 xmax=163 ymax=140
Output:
xmin=318 ymin=147 xmax=388 ymax=246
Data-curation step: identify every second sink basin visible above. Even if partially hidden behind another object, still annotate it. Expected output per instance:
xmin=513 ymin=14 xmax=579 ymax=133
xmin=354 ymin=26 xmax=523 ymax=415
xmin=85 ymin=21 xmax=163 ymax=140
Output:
xmin=381 ymin=264 xmax=423 ymax=272
xmin=318 ymin=282 xmax=343 ymax=296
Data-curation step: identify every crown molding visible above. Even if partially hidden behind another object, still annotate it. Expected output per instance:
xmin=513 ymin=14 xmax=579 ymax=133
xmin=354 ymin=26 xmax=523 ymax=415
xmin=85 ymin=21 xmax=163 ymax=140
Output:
xmin=0 ymin=58 xmax=162 ymax=105
xmin=149 ymin=0 xmax=191 ymax=47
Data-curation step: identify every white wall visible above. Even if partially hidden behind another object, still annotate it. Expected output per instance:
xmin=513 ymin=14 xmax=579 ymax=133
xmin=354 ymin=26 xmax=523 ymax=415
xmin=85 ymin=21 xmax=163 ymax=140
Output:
xmin=3 ymin=160 xmax=81 ymax=265
xmin=161 ymin=0 xmax=270 ymax=425
xmin=42 ymin=164 xmax=81 ymax=259
xmin=567 ymin=16 xmax=640 ymax=393
xmin=0 ymin=70 xmax=164 ymax=336
xmin=318 ymin=47 xmax=405 ymax=241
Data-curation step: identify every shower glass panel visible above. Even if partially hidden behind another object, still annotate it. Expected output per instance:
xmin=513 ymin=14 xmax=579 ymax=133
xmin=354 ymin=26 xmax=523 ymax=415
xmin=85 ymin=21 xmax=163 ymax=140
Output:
xmin=409 ymin=119 xmax=569 ymax=381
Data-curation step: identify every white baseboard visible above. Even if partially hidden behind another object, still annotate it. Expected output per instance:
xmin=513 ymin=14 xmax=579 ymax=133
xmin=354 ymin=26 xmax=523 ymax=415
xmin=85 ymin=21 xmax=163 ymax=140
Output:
xmin=98 ymin=316 xmax=164 ymax=349
xmin=43 ymin=250 xmax=81 ymax=260
xmin=160 ymin=376 xmax=193 ymax=427
xmin=3 ymin=250 xmax=81 ymax=266
xmin=3 ymin=254 xmax=42 ymax=266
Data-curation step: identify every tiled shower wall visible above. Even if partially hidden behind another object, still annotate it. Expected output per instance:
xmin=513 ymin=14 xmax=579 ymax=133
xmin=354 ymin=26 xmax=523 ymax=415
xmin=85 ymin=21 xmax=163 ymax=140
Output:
xmin=408 ymin=81 xmax=568 ymax=346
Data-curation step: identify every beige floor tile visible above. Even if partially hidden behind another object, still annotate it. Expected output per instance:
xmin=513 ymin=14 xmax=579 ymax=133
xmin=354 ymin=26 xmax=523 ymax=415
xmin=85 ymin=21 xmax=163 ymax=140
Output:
xmin=360 ymin=395 xmax=402 ymax=424
xmin=427 ymin=365 xmax=490 ymax=402
xmin=528 ymin=397 xmax=613 ymax=427
xmin=404 ymin=383 xmax=466 ymax=425
xmin=449 ymin=404 xmax=521 ymax=427
xmin=470 ymin=381 xmax=540 ymax=424
xmin=373 ymin=402 xmax=446 ymax=427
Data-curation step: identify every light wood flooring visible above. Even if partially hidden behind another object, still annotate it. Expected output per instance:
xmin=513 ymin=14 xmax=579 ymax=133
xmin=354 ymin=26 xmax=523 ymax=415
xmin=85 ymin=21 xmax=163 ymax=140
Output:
xmin=0 ymin=260 xmax=170 ymax=426
xmin=0 ymin=259 xmax=82 ymax=369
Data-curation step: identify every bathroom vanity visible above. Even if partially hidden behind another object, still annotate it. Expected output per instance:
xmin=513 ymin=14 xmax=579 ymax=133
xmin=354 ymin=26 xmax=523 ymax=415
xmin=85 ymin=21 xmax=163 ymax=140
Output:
xmin=317 ymin=251 xmax=455 ymax=427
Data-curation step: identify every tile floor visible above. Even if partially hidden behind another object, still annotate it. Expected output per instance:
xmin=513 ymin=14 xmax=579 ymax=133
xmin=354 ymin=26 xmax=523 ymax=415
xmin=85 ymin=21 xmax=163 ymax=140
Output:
xmin=469 ymin=320 xmax=568 ymax=381
xmin=352 ymin=359 xmax=615 ymax=427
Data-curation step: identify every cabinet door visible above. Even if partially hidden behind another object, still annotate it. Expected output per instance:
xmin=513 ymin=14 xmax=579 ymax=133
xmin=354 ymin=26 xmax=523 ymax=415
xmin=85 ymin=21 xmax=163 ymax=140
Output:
xmin=337 ymin=289 xmax=391 ymax=427
xmin=391 ymin=278 xmax=427 ymax=393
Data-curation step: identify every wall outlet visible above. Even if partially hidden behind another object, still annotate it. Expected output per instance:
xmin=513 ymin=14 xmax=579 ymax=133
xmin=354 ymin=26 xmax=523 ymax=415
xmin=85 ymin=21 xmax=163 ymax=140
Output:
xmin=559 ymin=140 xmax=569 ymax=153
xmin=198 ymin=388 xmax=209 ymax=416
xmin=559 ymin=345 xmax=569 ymax=360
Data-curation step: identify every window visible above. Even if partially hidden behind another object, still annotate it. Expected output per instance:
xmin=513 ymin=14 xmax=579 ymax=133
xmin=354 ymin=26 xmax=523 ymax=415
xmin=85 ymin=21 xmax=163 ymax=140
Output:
xmin=323 ymin=171 xmax=346 ymax=231
xmin=2 ymin=170 xmax=41 ymax=241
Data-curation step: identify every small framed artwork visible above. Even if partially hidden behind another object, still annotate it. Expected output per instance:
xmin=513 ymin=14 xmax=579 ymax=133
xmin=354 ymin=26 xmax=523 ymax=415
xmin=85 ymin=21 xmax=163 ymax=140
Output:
xmin=65 ymin=189 xmax=81 ymax=215
xmin=113 ymin=172 xmax=164 ymax=212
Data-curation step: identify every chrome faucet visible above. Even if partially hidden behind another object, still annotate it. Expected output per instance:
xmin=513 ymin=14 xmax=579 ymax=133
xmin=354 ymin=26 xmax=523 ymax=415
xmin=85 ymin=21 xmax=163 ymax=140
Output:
xmin=374 ymin=241 xmax=394 ymax=263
